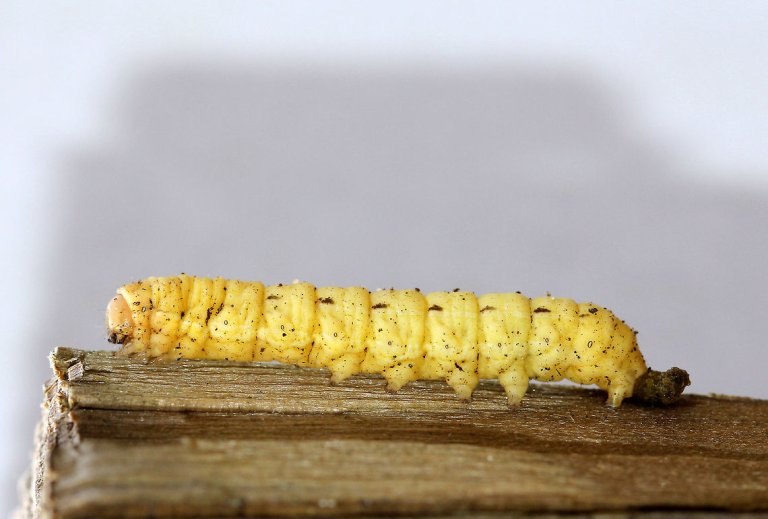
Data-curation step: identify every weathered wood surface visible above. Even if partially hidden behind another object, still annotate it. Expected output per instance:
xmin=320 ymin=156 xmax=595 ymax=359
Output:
xmin=26 ymin=347 xmax=768 ymax=518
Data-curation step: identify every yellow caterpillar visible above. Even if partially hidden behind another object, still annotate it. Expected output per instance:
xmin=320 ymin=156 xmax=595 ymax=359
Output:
xmin=106 ymin=275 xmax=689 ymax=407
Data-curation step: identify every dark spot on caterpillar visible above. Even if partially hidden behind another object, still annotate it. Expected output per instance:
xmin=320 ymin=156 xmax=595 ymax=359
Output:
xmin=133 ymin=301 xmax=140 ymax=306
xmin=149 ymin=300 xmax=155 ymax=310
xmin=372 ymin=303 xmax=388 ymax=309
xmin=260 ymin=348 xmax=265 ymax=352
xmin=533 ymin=307 xmax=551 ymax=313
xmin=266 ymin=294 xmax=280 ymax=300
xmin=453 ymin=288 xmax=460 ymax=292
xmin=454 ymin=362 xmax=464 ymax=372
xmin=479 ymin=305 xmax=495 ymax=312
xmin=278 ymin=283 xmax=283 ymax=287
xmin=216 ymin=303 xmax=224 ymax=314
xmin=415 ymin=288 xmax=420 ymax=292
xmin=141 ymin=306 xmax=147 ymax=312
xmin=205 ymin=307 xmax=213 ymax=324
xmin=282 ymin=333 xmax=287 ymax=337
xmin=428 ymin=304 xmax=443 ymax=311
xmin=589 ymin=307 xmax=598 ymax=314
xmin=319 ymin=297 xmax=334 ymax=304
xmin=515 ymin=290 xmax=521 ymax=294
xmin=180 ymin=311 xmax=185 ymax=318
xmin=224 ymin=320 xmax=228 ymax=325
xmin=588 ymin=340 xmax=594 ymax=348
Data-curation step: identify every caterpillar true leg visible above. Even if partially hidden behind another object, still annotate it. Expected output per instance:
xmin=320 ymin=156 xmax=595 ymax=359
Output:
xmin=106 ymin=275 xmax=690 ymax=407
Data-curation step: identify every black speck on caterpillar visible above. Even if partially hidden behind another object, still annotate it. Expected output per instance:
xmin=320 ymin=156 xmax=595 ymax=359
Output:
xmin=106 ymin=275 xmax=689 ymax=407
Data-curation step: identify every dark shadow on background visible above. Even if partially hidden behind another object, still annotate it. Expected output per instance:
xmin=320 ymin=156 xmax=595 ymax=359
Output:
xmin=12 ymin=63 xmax=768 ymax=507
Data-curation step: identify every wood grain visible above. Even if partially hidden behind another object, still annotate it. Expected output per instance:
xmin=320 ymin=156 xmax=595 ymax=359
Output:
xmin=24 ymin=347 xmax=768 ymax=518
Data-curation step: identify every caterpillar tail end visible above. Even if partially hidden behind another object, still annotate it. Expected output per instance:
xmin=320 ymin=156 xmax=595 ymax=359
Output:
xmin=632 ymin=367 xmax=691 ymax=406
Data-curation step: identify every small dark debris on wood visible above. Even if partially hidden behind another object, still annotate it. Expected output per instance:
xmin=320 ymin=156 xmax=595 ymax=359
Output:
xmin=633 ymin=367 xmax=691 ymax=406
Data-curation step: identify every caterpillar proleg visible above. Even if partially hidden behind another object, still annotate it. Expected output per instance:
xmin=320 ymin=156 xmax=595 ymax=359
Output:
xmin=106 ymin=275 xmax=690 ymax=407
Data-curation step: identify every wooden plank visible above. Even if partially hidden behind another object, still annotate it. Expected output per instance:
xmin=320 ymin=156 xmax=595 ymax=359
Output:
xmin=25 ymin=347 xmax=768 ymax=518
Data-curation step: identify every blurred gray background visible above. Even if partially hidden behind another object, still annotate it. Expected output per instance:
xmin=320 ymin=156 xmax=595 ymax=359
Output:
xmin=2 ymin=2 xmax=767 ymax=514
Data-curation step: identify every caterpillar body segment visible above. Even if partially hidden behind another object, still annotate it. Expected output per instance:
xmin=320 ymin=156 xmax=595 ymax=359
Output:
xmin=309 ymin=286 xmax=371 ymax=384
xmin=422 ymin=291 xmax=479 ymax=400
xmin=361 ymin=289 xmax=427 ymax=392
xmin=259 ymin=282 xmax=315 ymax=366
xmin=477 ymin=293 xmax=531 ymax=405
xmin=106 ymin=275 xmax=689 ymax=407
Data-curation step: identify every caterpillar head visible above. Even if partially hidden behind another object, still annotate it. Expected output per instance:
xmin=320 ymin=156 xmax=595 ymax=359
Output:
xmin=106 ymin=294 xmax=134 ymax=345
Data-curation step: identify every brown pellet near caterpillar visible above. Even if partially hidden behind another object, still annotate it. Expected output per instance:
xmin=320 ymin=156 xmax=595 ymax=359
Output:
xmin=106 ymin=275 xmax=689 ymax=407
